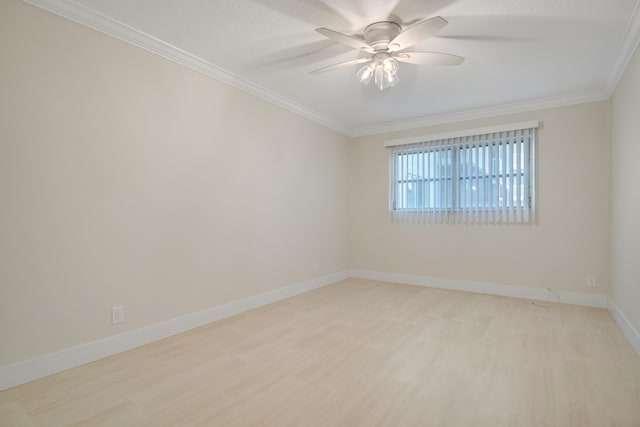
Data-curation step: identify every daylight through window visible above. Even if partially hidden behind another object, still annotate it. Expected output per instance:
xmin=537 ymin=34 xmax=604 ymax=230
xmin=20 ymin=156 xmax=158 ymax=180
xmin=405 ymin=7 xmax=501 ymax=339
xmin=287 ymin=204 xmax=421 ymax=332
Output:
xmin=387 ymin=123 xmax=537 ymax=224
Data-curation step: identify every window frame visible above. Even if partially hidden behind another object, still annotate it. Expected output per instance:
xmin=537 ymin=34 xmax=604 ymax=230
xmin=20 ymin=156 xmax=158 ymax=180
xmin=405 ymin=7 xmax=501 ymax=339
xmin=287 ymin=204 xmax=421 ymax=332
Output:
xmin=386 ymin=122 xmax=537 ymax=224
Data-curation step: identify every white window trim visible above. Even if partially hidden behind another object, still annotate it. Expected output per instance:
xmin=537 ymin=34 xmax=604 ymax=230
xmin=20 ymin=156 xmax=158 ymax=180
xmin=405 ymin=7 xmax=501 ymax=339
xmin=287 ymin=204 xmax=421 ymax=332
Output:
xmin=387 ymin=122 xmax=538 ymax=225
xmin=384 ymin=121 xmax=540 ymax=148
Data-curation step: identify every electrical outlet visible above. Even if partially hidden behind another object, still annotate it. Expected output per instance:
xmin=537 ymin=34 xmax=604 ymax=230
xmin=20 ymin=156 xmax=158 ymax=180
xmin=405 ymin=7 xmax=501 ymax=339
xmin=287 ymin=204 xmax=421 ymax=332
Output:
xmin=111 ymin=305 xmax=124 ymax=325
xmin=586 ymin=275 xmax=597 ymax=288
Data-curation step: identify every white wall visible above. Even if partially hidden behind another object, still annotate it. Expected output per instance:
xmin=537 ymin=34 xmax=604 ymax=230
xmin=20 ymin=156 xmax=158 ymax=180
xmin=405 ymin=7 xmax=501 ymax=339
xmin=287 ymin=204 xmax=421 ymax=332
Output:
xmin=610 ymin=42 xmax=640 ymax=334
xmin=349 ymin=102 xmax=611 ymax=295
xmin=0 ymin=0 xmax=349 ymax=367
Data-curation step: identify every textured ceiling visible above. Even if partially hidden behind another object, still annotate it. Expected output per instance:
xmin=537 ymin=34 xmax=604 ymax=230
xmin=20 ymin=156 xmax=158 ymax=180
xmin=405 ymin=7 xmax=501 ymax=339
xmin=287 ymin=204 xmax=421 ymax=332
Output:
xmin=26 ymin=0 xmax=640 ymax=135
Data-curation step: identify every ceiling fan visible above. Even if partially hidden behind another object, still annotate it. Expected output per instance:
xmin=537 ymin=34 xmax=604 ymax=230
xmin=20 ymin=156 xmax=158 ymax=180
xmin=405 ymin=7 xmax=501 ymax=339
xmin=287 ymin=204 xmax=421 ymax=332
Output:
xmin=311 ymin=17 xmax=464 ymax=90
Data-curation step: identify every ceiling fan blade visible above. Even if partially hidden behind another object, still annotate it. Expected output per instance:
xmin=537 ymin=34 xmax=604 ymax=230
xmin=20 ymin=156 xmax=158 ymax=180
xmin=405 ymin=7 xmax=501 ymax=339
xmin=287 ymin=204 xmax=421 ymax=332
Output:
xmin=388 ymin=0 xmax=456 ymax=26
xmin=316 ymin=28 xmax=374 ymax=53
xmin=388 ymin=16 xmax=448 ymax=51
xmin=310 ymin=57 xmax=372 ymax=74
xmin=436 ymin=35 xmax=526 ymax=42
xmin=395 ymin=51 xmax=465 ymax=66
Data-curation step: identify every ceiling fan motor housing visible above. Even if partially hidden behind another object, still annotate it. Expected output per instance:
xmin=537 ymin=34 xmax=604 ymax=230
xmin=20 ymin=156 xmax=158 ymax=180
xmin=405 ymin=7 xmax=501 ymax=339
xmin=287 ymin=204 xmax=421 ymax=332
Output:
xmin=363 ymin=21 xmax=402 ymax=51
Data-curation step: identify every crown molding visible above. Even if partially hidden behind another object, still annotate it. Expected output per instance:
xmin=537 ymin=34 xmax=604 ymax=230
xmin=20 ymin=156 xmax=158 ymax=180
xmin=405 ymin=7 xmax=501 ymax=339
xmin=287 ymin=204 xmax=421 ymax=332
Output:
xmin=20 ymin=0 xmax=639 ymax=139
xmin=20 ymin=0 xmax=353 ymax=137
xmin=384 ymin=120 xmax=540 ymax=147
xmin=605 ymin=0 xmax=640 ymax=96
xmin=350 ymin=89 xmax=609 ymax=137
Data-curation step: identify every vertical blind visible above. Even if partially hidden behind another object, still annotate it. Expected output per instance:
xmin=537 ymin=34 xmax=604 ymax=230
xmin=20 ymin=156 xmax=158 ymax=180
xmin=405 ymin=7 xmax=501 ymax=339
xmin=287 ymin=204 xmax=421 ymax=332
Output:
xmin=388 ymin=123 xmax=537 ymax=224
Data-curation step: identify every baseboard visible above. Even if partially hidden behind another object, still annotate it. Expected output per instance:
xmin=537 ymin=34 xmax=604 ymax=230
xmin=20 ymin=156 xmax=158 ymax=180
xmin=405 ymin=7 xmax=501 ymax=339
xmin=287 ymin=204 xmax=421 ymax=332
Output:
xmin=608 ymin=298 xmax=640 ymax=356
xmin=349 ymin=269 xmax=608 ymax=308
xmin=0 ymin=270 xmax=349 ymax=391
xmin=0 ymin=269 xmax=618 ymax=391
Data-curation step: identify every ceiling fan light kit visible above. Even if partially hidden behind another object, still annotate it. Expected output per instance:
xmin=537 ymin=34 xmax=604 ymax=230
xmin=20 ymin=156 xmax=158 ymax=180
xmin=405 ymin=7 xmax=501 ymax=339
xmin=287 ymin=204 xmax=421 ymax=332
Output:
xmin=357 ymin=53 xmax=399 ymax=90
xmin=312 ymin=17 xmax=464 ymax=91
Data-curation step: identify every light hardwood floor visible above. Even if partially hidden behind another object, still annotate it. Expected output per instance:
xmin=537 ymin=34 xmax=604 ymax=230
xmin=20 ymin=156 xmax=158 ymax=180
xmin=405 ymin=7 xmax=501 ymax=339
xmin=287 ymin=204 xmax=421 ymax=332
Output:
xmin=1 ymin=278 xmax=639 ymax=426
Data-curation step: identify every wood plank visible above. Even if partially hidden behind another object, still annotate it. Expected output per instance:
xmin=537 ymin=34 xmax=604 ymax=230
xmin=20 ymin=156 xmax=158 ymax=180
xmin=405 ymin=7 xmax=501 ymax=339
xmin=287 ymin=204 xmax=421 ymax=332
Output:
xmin=1 ymin=279 xmax=639 ymax=426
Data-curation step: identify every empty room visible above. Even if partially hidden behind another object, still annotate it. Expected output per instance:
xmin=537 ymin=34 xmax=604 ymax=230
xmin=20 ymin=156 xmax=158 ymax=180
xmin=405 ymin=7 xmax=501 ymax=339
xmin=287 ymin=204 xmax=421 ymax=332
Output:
xmin=1 ymin=0 xmax=639 ymax=425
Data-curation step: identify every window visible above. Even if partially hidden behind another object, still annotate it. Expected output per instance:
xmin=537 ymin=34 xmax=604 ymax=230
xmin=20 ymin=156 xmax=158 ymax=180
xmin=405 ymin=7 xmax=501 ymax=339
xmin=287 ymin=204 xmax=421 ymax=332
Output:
xmin=388 ymin=122 xmax=537 ymax=224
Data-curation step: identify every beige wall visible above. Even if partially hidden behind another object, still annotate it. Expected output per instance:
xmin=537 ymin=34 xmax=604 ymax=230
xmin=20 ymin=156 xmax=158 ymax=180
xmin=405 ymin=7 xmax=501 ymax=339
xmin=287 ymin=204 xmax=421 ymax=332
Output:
xmin=349 ymin=102 xmax=611 ymax=294
xmin=0 ymin=0 xmax=631 ymax=371
xmin=610 ymin=42 xmax=640 ymax=333
xmin=0 ymin=1 xmax=349 ymax=367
